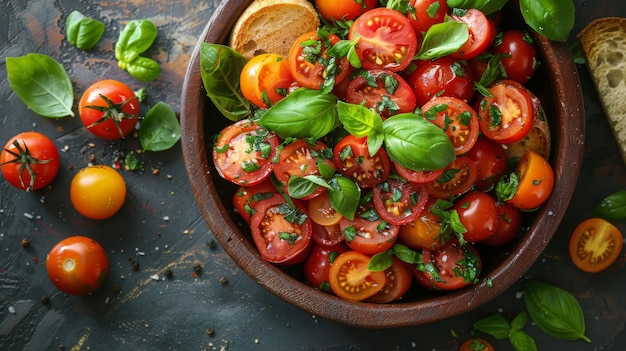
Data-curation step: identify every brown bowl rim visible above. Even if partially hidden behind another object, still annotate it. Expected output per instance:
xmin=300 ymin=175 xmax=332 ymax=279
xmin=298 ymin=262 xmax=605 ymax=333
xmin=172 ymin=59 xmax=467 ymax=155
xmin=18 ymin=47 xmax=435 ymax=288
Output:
xmin=180 ymin=0 xmax=585 ymax=328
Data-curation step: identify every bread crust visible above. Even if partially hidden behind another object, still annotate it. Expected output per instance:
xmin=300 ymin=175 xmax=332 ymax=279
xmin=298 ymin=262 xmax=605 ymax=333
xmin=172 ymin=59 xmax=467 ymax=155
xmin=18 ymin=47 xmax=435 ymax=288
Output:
xmin=229 ymin=0 xmax=320 ymax=59
xmin=578 ymin=17 xmax=626 ymax=166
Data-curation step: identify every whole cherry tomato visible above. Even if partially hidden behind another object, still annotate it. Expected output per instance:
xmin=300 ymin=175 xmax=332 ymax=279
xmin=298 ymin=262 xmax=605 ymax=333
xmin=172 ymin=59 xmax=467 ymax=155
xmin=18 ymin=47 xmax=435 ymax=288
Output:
xmin=314 ymin=0 xmax=378 ymax=21
xmin=1 ymin=132 xmax=60 ymax=191
xmin=492 ymin=30 xmax=538 ymax=84
xmin=70 ymin=165 xmax=127 ymax=220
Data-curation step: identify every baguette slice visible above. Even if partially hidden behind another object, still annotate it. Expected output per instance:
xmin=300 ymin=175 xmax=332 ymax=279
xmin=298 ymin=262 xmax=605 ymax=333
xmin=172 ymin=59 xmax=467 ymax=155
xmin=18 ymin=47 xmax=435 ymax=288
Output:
xmin=229 ymin=0 xmax=320 ymax=59
xmin=578 ymin=17 xmax=626 ymax=166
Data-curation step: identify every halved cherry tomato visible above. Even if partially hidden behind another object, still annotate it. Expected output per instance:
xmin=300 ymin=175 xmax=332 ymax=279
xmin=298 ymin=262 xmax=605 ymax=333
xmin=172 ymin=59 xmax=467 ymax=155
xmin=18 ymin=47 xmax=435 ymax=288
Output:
xmin=250 ymin=194 xmax=313 ymax=265
xmin=315 ymin=0 xmax=378 ymax=21
xmin=426 ymin=156 xmax=478 ymax=199
xmin=328 ymin=250 xmax=387 ymax=301
xmin=421 ymin=96 xmax=480 ymax=155
xmin=334 ymin=134 xmax=391 ymax=188
xmin=481 ymin=202 xmax=523 ymax=247
xmin=373 ymin=178 xmax=429 ymax=226
xmin=492 ymin=30 xmax=537 ymax=84
xmin=273 ymin=139 xmax=336 ymax=200
xmin=459 ymin=338 xmax=495 ymax=351
xmin=240 ymin=53 xmax=293 ymax=108
xmin=349 ymin=8 xmax=418 ymax=72
xmin=213 ymin=119 xmax=279 ymax=187
xmin=407 ymin=57 xmax=475 ymax=107
xmin=1 ymin=132 xmax=60 ymax=192
xmin=465 ymin=136 xmax=508 ymax=190
xmin=569 ymin=218 xmax=623 ymax=273
xmin=454 ymin=191 xmax=499 ymax=242
xmin=407 ymin=0 xmax=449 ymax=34
xmin=304 ymin=242 xmax=348 ymax=290
xmin=416 ymin=238 xmax=481 ymax=290
xmin=312 ymin=222 xmax=345 ymax=247
xmin=308 ymin=191 xmax=343 ymax=226
xmin=394 ymin=161 xmax=444 ymax=184
xmin=340 ymin=194 xmax=399 ymax=255
xmin=366 ymin=257 xmax=413 ymax=303
xmin=399 ymin=197 xmax=444 ymax=250
xmin=232 ymin=179 xmax=278 ymax=224
xmin=288 ymin=31 xmax=350 ymax=90
xmin=345 ymin=69 xmax=417 ymax=116
xmin=505 ymin=150 xmax=554 ymax=210
xmin=478 ymin=81 xmax=534 ymax=144
xmin=46 ymin=236 xmax=109 ymax=295
xmin=450 ymin=8 xmax=496 ymax=60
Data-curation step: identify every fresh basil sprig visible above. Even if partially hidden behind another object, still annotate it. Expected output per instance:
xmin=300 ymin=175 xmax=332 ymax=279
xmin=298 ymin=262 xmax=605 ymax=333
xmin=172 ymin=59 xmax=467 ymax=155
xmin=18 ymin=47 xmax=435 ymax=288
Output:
xmin=139 ymin=101 xmax=181 ymax=152
xmin=65 ymin=10 xmax=105 ymax=50
xmin=115 ymin=19 xmax=161 ymax=81
xmin=590 ymin=190 xmax=626 ymax=223
xmin=519 ymin=0 xmax=575 ymax=42
xmin=446 ymin=0 xmax=509 ymax=15
xmin=414 ymin=21 xmax=468 ymax=60
xmin=327 ymin=175 xmax=361 ymax=220
xmin=199 ymin=43 xmax=250 ymax=121
xmin=474 ymin=312 xmax=538 ymax=351
xmin=524 ymin=280 xmax=591 ymax=342
xmin=6 ymin=53 xmax=74 ymax=118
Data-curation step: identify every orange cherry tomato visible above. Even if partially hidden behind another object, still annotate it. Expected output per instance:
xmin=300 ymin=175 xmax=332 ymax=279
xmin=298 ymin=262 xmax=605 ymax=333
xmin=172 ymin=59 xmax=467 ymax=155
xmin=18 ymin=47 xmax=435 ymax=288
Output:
xmin=399 ymin=197 xmax=443 ymax=250
xmin=459 ymin=338 xmax=495 ymax=351
xmin=46 ymin=236 xmax=109 ymax=295
xmin=308 ymin=191 xmax=343 ymax=226
xmin=315 ymin=0 xmax=378 ymax=21
xmin=70 ymin=165 xmax=126 ymax=220
xmin=240 ymin=53 xmax=293 ymax=108
xmin=569 ymin=218 xmax=623 ymax=273
xmin=506 ymin=150 xmax=554 ymax=210
xmin=328 ymin=250 xmax=387 ymax=301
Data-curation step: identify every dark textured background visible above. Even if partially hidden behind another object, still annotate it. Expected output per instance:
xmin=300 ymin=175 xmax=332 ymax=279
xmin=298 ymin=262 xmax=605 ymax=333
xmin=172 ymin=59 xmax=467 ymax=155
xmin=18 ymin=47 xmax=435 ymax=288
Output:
xmin=1 ymin=1 xmax=625 ymax=350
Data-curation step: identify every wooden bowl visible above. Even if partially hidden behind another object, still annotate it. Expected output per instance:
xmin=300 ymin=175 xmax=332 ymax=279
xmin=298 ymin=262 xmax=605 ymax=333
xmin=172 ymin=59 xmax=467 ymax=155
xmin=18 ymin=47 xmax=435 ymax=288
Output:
xmin=180 ymin=0 xmax=584 ymax=328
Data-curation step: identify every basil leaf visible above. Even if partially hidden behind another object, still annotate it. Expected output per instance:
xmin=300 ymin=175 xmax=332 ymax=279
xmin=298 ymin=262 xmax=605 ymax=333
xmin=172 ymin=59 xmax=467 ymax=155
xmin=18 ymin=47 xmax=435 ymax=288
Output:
xmin=328 ymin=175 xmax=360 ymax=220
xmin=392 ymin=244 xmax=421 ymax=264
xmin=473 ymin=314 xmax=511 ymax=339
xmin=65 ymin=10 xmax=105 ymax=50
xmin=115 ymin=19 xmax=158 ymax=64
xmin=590 ymin=190 xmax=626 ymax=223
xmin=199 ymin=43 xmax=250 ymax=121
xmin=337 ymin=101 xmax=383 ymax=138
xmin=125 ymin=56 xmax=161 ymax=82
xmin=414 ymin=21 xmax=468 ymax=60
xmin=519 ymin=0 xmax=575 ymax=42
xmin=367 ymin=127 xmax=385 ymax=157
xmin=524 ymin=280 xmax=591 ymax=342
xmin=139 ymin=101 xmax=181 ymax=152
xmin=446 ymin=0 xmax=509 ymax=15
xmin=510 ymin=312 xmax=528 ymax=331
xmin=288 ymin=175 xmax=332 ymax=199
xmin=382 ymin=114 xmax=455 ymax=171
xmin=259 ymin=88 xmax=339 ymax=140
xmin=508 ymin=330 xmax=538 ymax=351
xmin=368 ymin=250 xmax=394 ymax=271
xmin=6 ymin=53 xmax=74 ymax=118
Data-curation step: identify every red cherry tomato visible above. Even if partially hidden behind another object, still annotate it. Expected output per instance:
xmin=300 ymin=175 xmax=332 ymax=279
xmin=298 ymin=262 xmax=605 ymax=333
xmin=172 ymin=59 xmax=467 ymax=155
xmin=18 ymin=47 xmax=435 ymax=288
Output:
xmin=288 ymin=31 xmax=350 ymax=90
xmin=421 ymin=96 xmax=480 ymax=155
xmin=240 ymin=53 xmax=293 ymax=108
xmin=505 ymin=150 xmax=554 ymax=210
xmin=349 ymin=8 xmax=418 ymax=72
xmin=407 ymin=0 xmax=449 ymax=34
xmin=492 ymin=30 xmax=538 ymax=84
xmin=232 ymin=179 xmax=278 ymax=224
xmin=426 ymin=156 xmax=478 ymax=199
xmin=333 ymin=134 xmax=391 ymax=188
xmin=366 ymin=257 xmax=413 ymax=303
xmin=315 ymin=0 xmax=378 ymax=21
xmin=213 ymin=119 xmax=279 ymax=187
xmin=416 ymin=238 xmax=481 ymax=290
xmin=465 ymin=136 xmax=508 ymax=190
xmin=1 ymin=132 xmax=60 ymax=191
xmin=346 ymin=69 xmax=417 ymax=117
xmin=312 ymin=222 xmax=345 ymax=247
xmin=273 ymin=139 xmax=336 ymax=200
xmin=78 ymin=79 xmax=140 ymax=140
xmin=250 ymin=194 xmax=313 ymax=265
xmin=373 ymin=178 xmax=429 ymax=226
xmin=340 ymin=196 xmax=399 ymax=255
xmin=455 ymin=191 xmax=499 ymax=242
xmin=304 ymin=242 xmax=348 ymax=290
xmin=459 ymin=338 xmax=495 ymax=351
xmin=394 ymin=161 xmax=444 ymax=184
xmin=450 ymin=8 xmax=496 ymax=60
xmin=408 ymin=57 xmax=475 ymax=106
xmin=46 ymin=236 xmax=109 ymax=295
xmin=328 ymin=250 xmax=387 ymax=301
xmin=481 ymin=202 xmax=523 ymax=246
xmin=477 ymin=81 xmax=535 ymax=144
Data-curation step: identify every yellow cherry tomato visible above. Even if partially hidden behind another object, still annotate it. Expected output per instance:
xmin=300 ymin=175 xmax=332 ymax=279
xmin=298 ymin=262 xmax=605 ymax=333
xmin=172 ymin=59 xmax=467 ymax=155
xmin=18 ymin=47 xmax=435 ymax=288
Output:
xmin=70 ymin=165 xmax=126 ymax=220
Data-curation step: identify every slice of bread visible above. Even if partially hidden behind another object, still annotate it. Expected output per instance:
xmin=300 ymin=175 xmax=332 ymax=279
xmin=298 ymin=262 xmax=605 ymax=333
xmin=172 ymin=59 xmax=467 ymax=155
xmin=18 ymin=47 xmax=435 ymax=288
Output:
xmin=229 ymin=0 xmax=320 ymax=59
xmin=578 ymin=17 xmax=626 ymax=166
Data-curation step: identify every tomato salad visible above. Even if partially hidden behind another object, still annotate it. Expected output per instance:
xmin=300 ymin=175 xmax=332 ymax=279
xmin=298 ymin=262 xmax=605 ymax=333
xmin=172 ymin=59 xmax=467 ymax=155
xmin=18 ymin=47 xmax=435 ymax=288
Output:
xmin=202 ymin=0 xmax=555 ymax=303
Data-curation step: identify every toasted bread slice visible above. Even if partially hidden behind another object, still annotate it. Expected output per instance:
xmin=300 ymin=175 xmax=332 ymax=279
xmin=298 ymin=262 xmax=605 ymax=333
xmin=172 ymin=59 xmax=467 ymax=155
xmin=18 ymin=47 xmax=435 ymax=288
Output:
xmin=578 ymin=17 xmax=626 ymax=165
xmin=504 ymin=116 xmax=551 ymax=162
xmin=229 ymin=0 xmax=320 ymax=59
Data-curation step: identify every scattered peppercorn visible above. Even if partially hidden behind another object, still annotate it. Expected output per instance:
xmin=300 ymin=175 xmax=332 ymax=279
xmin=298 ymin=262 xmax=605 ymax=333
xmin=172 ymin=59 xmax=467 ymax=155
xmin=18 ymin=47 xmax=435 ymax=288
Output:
xmin=129 ymin=258 xmax=140 ymax=271
xmin=41 ymin=295 xmax=50 ymax=305
xmin=206 ymin=328 xmax=215 ymax=337
xmin=21 ymin=238 xmax=30 ymax=248
xmin=220 ymin=277 xmax=228 ymax=285
xmin=207 ymin=239 xmax=217 ymax=249
xmin=163 ymin=268 xmax=173 ymax=279
xmin=113 ymin=283 xmax=122 ymax=294
xmin=193 ymin=262 xmax=202 ymax=275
